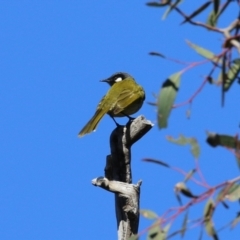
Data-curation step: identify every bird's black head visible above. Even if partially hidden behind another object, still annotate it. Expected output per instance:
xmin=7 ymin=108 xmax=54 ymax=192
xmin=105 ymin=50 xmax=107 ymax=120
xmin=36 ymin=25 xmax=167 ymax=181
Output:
xmin=100 ymin=72 xmax=133 ymax=86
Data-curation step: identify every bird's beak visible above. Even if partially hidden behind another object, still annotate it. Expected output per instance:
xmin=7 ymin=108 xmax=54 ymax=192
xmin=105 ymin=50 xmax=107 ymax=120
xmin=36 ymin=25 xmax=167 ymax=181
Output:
xmin=100 ymin=78 xmax=110 ymax=83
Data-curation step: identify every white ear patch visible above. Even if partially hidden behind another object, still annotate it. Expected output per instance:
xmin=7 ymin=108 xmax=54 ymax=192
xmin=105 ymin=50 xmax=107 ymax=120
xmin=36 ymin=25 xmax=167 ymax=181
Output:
xmin=115 ymin=77 xmax=122 ymax=82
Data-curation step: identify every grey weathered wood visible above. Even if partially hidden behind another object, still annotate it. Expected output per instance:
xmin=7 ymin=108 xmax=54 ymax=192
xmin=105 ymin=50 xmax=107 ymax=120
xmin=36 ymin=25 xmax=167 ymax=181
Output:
xmin=92 ymin=177 xmax=142 ymax=239
xmin=92 ymin=115 xmax=153 ymax=240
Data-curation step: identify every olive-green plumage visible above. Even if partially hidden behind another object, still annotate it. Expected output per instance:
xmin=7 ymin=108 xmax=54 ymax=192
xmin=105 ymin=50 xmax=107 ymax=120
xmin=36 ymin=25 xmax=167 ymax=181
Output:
xmin=78 ymin=72 xmax=145 ymax=137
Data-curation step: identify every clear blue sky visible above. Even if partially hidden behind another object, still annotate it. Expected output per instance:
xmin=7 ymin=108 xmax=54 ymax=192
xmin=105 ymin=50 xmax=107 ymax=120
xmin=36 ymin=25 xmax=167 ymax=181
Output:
xmin=0 ymin=1 xmax=239 ymax=239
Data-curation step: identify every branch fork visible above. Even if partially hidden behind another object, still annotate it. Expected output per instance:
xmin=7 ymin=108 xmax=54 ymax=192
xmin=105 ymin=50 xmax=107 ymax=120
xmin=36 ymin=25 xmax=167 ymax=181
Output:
xmin=92 ymin=115 xmax=153 ymax=239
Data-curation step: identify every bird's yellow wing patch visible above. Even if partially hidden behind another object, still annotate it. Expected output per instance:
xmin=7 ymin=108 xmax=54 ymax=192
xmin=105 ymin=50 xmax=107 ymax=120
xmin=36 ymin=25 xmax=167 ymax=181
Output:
xmin=112 ymin=89 xmax=140 ymax=115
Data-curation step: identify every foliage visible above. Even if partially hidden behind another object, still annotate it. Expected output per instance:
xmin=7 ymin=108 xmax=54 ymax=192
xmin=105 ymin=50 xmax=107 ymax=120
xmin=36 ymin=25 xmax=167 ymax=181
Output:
xmin=138 ymin=1 xmax=240 ymax=239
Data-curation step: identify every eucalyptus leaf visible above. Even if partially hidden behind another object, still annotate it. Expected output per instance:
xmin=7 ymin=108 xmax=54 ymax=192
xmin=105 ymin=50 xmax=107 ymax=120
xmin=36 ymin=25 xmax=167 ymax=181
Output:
xmin=157 ymin=72 xmax=181 ymax=129
xmin=186 ymin=40 xmax=220 ymax=63
xmin=223 ymin=59 xmax=240 ymax=92
xmin=162 ymin=0 xmax=183 ymax=20
xmin=181 ymin=1 xmax=211 ymax=24
xmin=140 ymin=209 xmax=159 ymax=220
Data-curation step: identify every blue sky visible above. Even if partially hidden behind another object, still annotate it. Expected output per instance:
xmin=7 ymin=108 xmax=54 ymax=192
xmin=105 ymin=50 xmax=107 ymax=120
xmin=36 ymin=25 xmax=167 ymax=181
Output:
xmin=0 ymin=1 xmax=239 ymax=239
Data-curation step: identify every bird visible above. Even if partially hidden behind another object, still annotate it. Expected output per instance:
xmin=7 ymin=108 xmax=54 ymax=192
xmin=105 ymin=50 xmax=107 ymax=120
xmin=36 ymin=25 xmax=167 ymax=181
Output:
xmin=78 ymin=72 xmax=145 ymax=137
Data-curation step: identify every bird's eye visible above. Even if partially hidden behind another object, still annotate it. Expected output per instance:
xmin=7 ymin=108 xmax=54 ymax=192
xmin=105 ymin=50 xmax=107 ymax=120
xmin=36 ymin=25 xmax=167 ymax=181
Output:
xmin=114 ymin=77 xmax=122 ymax=82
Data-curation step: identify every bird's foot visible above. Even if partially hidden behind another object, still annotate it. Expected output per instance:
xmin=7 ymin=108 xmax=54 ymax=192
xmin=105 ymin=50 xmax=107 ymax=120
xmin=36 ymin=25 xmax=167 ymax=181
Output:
xmin=110 ymin=116 xmax=121 ymax=127
xmin=126 ymin=115 xmax=135 ymax=123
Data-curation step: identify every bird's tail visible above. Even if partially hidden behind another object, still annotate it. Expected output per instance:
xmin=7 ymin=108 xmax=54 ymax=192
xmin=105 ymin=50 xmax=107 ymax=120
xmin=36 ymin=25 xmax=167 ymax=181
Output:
xmin=78 ymin=109 xmax=107 ymax=137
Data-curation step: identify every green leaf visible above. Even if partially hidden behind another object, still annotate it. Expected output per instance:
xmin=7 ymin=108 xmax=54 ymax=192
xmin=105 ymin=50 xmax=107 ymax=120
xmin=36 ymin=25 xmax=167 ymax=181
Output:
xmin=167 ymin=229 xmax=184 ymax=239
xmin=184 ymin=169 xmax=196 ymax=183
xmin=207 ymin=132 xmax=240 ymax=169
xmin=203 ymin=199 xmax=218 ymax=240
xmin=158 ymin=224 xmax=170 ymax=240
xmin=128 ymin=235 xmax=139 ymax=240
xmin=221 ymin=201 xmax=229 ymax=209
xmin=181 ymin=1 xmax=211 ymax=24
xmin=147 ymin=101 xmax=157 ymax=106
xmin=207 ymin=76 xmax=213 ymax=84
xmin=149 ymin=52 xmax=166 ymax=58
xmin=186 ymin=108 xmax=191 ymax=119
xmin=217 ymin=183 xmax=234 ymax=202
xmin=204 ymin=220 xmax=218 ymax=240
xmin=206 ymin=132 xmax=239 ymax=149
xmin=223 ymin=59 xmax=240 ymax=92
xmin=207 ymin=0 xmax=220 ymax=27
xmin=140 ymin=209 xmax=159 ymax=220
xmin=189 ymin=138 xmax=200 ymax=158
xmin=186 ymin=40 xmax=220 ymax=63
xmin=147 ymin=220 xmax=162 ymax=240
xmin=175 ymin=192 xmax=182 ymax=206
xmin=204 ymin=198 xmax=215 ymax=220
xmin=143 ymin=158 xmax=170 ymax=168
xmin=166 ymin=134 xmax=188 ymax=145
xmin=162 ymin=0 xmax=183 ymax=20
xmin=149 ymin=223 xmax=171 ymax=240
xmin=221 ymin=54 xmax=227 ymax=106
xmin=175 ymin=182 xmax=198 ymax=198
xmin=146 ymin=1 xmax=170 ymax=7
xmin=207 ymin=10 xmax=218 ymax=27
xmin=166 ymin=135 xmax=200 ymax=158
xmin=235 ymin=150 xmax=240 ymax=169
xmin=181 ymin=211 xmax=188 ymax=237
xmin=157 ymin=72 xmax=181 ymax=129
xmin=213 ymin=0 xmax=220 ymax=14
xmin=163 ymin=223 xmax=171 ymax=234
xmin=231 ymin=212 xmax=240 ymax=229
xmin=217 ymin=0 xmax=230 ymax=19
xmin=225 ymin=184 xmax=240 ymax=202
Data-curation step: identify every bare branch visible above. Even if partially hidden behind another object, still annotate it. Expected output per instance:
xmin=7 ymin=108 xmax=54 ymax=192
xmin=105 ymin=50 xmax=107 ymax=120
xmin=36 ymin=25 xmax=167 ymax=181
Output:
xmin=92 ymin=115 xmax=153 ymax=240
